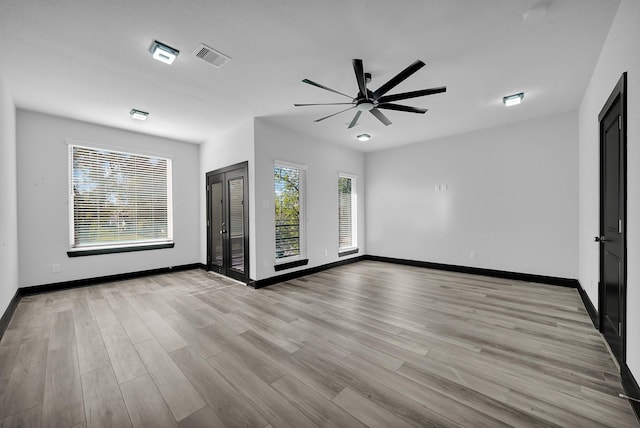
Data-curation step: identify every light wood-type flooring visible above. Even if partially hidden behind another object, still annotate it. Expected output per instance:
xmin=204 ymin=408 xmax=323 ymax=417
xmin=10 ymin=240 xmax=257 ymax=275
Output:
xmin=0 ymin=261 xmax=637 ymax=427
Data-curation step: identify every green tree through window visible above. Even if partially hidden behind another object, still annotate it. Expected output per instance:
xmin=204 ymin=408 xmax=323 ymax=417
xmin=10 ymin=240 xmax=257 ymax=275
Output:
xmin=274 ymin=164 xmax=303 ymax=259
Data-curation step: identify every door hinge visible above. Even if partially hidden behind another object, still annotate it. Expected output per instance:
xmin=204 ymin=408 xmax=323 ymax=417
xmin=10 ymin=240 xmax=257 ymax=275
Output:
xmin=619 ymin=322 xmax=622 ymax=336
xmin=619 ymin=219 xmax=622 ymax=234
xmin=619 ymin=116 xmax=622 ymax=130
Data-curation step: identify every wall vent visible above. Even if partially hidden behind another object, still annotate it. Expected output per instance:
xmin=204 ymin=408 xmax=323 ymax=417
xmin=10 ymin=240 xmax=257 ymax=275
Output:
xmin=194 ymin=43 xmax=231 ymax=68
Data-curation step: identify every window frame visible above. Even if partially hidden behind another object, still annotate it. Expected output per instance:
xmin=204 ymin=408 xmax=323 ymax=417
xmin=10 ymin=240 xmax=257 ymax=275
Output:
xmin=67 ymin=143 xmax=174 ymax=257
xmin=338 ymin=172 xmax=358 ymax=255
xmin=274 ymin=160 xmax=307 ymax=266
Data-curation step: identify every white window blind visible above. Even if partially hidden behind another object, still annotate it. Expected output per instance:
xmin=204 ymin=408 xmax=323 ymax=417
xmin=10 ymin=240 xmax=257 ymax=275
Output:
xmin=274 ymin=162 xmax=306 ymax=261
xmin=338 ymin=174 xmax=357 ymax=250
xmin=69 ymin=144 xmax=173 ymax=250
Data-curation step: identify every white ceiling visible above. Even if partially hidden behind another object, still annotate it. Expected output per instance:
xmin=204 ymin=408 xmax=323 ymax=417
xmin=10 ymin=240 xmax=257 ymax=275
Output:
xmin=0 ymin=0 xmax=620 ymax=152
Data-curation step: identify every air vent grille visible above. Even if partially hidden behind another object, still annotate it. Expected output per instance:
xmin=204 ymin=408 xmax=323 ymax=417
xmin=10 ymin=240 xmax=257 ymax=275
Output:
xmin=194 ymin=43 xmax=231 ymax=68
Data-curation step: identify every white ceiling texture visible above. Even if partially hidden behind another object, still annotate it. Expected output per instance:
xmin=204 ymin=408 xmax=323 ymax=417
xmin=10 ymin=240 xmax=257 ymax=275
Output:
xmin=0 ymin=0 xmax=620 ymax=152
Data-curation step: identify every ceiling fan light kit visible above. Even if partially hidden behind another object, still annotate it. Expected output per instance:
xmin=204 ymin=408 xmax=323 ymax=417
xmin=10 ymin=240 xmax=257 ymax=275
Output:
xmin=295 ymin=58 xmax=446 ymax=128
xmin=356 ymin=133 xmax=371 ymax=141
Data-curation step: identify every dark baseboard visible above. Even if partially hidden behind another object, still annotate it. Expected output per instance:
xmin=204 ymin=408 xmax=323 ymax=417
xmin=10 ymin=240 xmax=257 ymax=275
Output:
xmin=248 ymin=255 xmax=365 ymax=289
xmin=0 ymin=289 xmax=21 ymax=340
xmin=274 ymin=258 xmax=309 ymax=272
xmin=20 ymin=263 xmax=202 ymax=296
xmin=575 ymin=280 xmax=599 ymax=329
xmin=250 ymin=254 xmax=580 ymax=291
xmin=364 ymin=255 xmax=579 ymax=288
xmin=621 ymin=363 xmax=640 ymax=423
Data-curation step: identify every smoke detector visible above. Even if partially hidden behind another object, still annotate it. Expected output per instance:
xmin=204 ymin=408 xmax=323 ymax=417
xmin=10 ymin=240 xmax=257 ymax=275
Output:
xmin=194 ymin=43 xmax=231 ymax=68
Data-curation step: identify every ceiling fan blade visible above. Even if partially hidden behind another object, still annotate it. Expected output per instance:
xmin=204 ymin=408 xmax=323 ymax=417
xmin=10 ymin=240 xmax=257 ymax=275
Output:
xmin=314 ymin=106 xmax=356 ymax=122
xmin=294 ymin=102 xmax=354 ymax=106
xmin=377 ymin=86 xmax=447 ymax=104
xmin=377 ymin=103 xmax=427 ymax=114
xmin=302 ymin=79 xmax=354 ymax=100
xmin=352 ymin=59 xmax=367 ymax=98
xmin=372 ymin=60 xmax=426 ymax=100
xmin=370 ymin=108 xmax=392 ymax=126
xmin=348 ymin=111 xmax=362 ymax=129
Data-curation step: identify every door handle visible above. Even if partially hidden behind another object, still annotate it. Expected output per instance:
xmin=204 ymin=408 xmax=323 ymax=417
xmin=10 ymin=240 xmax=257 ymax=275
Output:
xmin=594 ymin=236 xmax=607 ymax=243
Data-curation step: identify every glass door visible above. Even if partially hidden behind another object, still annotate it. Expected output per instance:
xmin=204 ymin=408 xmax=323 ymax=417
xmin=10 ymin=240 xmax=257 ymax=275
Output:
xmin=207 ymin=174 xmax=224 ymax=274
xmin=206 ymin=162 xmax=249 ymax=283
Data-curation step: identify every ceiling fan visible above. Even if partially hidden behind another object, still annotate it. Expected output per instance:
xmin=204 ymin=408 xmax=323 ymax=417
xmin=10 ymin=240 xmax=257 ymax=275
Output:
xmin=295 ymin=59 xmax=446 ymax=128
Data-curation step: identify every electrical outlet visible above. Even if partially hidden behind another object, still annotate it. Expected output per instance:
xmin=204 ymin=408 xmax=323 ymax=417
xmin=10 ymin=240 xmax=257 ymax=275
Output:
xmin=323 ymin=249 xmax=328 ymax=256
xmin=470 ymin=251 xmax=478 ymax=260
xmin=52 ymin=264 xmax=60 ymax=273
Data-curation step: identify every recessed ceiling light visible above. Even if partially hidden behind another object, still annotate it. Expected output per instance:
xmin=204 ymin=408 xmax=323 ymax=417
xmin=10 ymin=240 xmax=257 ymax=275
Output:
xmin=150 ymin=40 xmax=179 ymax=65
xmin=356 ymin=133 xmax=371 ymax=141
xmin=130 ymin=109 xmax=149 ymax=120
xmin=503 ymin=92 xmax=524 ymax=107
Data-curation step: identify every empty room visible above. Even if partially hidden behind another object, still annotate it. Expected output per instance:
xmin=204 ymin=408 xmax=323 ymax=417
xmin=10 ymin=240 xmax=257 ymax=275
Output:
xmin=1 ymin=0 xmax=639 ymax=426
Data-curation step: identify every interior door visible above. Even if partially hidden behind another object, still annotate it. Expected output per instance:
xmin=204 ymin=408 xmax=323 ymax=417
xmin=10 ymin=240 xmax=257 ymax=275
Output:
xmin=206 ymin=162 xmax=249 ymax=283
xmin=207 ymin=173 xmax=224 ymax=274
xmin=598 ymin=73 xmax=626 ymax=365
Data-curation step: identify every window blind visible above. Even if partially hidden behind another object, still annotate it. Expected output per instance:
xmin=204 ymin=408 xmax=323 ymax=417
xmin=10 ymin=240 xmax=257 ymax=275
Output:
xmin=338 ymin=175 xmax=356 ymax=250
xmin=69 ymin=145 xmax=172 ymax=250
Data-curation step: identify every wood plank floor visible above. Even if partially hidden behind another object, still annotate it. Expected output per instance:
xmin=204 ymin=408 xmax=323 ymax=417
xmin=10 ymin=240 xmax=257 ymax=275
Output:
xmin=0 ymin=261 xmax=637 ymax=427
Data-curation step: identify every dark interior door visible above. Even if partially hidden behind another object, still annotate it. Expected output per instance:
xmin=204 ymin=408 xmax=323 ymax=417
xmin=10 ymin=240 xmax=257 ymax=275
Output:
xmin=207 ymin=173 xmax=224 ymax=274
xmin=206 ymin=162 xmax=249 ymax=283
xmin=598 ymin=73 xmax=626 ymax=365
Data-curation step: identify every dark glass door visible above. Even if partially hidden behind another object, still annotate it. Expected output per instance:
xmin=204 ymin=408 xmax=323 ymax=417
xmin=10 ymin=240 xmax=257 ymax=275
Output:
xmin=206 ymin=162 xmax=249 ymax=283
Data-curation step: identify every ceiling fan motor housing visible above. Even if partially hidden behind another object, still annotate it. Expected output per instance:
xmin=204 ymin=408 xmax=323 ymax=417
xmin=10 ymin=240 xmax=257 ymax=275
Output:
xmin=356 ymin=99 xmax=375 ymax=111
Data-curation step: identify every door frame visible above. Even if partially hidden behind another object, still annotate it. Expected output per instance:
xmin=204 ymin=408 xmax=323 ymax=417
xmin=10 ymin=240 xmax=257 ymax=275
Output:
xmin=598 ymin=72 xmax=627 ymax=364
xmin=206 ymin=161 xmax=250 ymax=283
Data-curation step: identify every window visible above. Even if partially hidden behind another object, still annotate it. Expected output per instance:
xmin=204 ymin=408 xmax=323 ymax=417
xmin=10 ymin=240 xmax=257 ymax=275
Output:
xmin=274 ymin=162 xmax=306 ymax=263
xmin=338 ymin=173 xmax=357 ymax=253
xmin=68 ymin=144 xmax=173 ymax=255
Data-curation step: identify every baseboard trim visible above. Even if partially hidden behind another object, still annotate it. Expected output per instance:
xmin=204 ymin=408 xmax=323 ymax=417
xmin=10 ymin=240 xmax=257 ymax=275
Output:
xmin=575 ymin=280 xmax=599 ymax=329
xmin=0 ymin=289 xmax=21 ymax=340
xmin=621 ymin=363 xmax=640 ymax=423
xmin=364 ymin=255 xmax=579 ymax=288
xmin=248 ymin=255 xmax=365 ymax=289
xmin=20 ymin=263 xmax=202 ymax=296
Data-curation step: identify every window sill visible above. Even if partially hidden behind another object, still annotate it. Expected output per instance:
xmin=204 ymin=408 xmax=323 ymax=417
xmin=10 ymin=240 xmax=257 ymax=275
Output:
xmin=67 ymin=242 xmax=174 ymax=257
xmin=274 ymin=258 xmax=309 ymax=272
xmin=338 ymin=248 xmax=359 ymax=257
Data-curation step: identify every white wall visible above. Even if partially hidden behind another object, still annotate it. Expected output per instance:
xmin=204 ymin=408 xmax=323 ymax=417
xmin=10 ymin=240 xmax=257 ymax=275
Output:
xmin=0 ymin=76 xmax=18 ymax=315
xmin=366 ymin=112 xmax=578 ymax=279
xmin=578 ymin=0 xmax=640 ymax=379
xmin=254 ymin=119 xmax=365 ymax=281
xmin=199 ymin=119 xmax=255 ymax=277
xmin=17 ymin=110 xmax=200 ymax=287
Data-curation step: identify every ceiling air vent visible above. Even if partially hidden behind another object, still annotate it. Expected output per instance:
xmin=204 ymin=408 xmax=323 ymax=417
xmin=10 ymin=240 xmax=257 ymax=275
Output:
xmin=194 ymin=43 xmax=231 ymax=68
